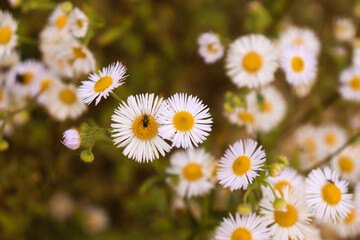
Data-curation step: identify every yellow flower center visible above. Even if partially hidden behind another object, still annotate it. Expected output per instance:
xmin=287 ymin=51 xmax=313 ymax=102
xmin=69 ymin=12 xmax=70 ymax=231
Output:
xmin=76 ymin=19 xmax=84 ymax=29
xmin=231 ymin=227 xmax=252 ymax=240
xmin=242 ymin=52 xmax=262 ymax=73
xmin=40 ymin=78 xmax=53 ymax=91
xmin=291 ymin=56 xmax=304 ymax=72
xmin=291 ymin=38 xmax=304 ymax=46
xmin=206 ymin=43 xmax=219 ymax=54
xmin=72 ymin=47 xmax=86 ymax=59
xmin=183 ymin=163 xmax=202 ymax=181
xmin=350 ymin=76 xmax=360 ymax=90
xmin=262 ymin=101 xmax=272 ymax=112
xmin=55 ymin=15 xmax=68 ymax=29
xmin=59 ymin=88 xmax=77 ymax=105
xmin=304 ymin=137 xmax=317 ymax=152
xmin=232 ymin=156 xmax=251 ymax=176
xmin=344 ymin=209 xmax=357 ymax=224
xmin=0 ymin=26 xmax=12 ymax=44
xmin=338 ymin=155 xmax=354 ymax=173
xmin=93 ymin=76 xmax=113 ymax=93
xmin=324 ymin=133 xmax=337 ymax=146
xmin=321 ymin=183 xmax=342 ymax=205
xmin=16 ymin=72 xmax=34 ymax=86
xmin=238 ymin=111 xmax=255 ymax=124
xmin=275 ymin=204 xmax=298 ymax=227
xmin=132 ymin=115 xmax=158 ymax=140
xmin=274 ymin=180 xmax=293 ymax=196
xmin=173 ymin=111 xmax=194 ymax=131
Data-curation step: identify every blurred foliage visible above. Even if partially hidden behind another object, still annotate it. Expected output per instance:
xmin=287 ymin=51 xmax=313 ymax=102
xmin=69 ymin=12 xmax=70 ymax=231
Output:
xmin=0 ymin=0 xmax=359 ymax=239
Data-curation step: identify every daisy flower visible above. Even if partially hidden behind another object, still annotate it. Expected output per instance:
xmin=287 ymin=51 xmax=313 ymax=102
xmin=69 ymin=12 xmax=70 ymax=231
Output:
xmin=333 ymin=18 xmax=356 ymax=42
xmin=331 ymin=207 xmax=360 ymax=238
xmin=111 ymin=93 xmax=171 ymax=163
xmin=83 ymin=205 xmax=109 ymax=235
xmin=156 ymin=93 xmax=212 ymax=149
xmin=260 ymin=186 xmax=313 ymax=240
xmin=78 ymin=61 xmax=127 ymax=105
xmin=31 ymin=69 xmax=60 ymax=104
xmin=318 ymin=125 xmax=347 ymax=156
xmin=227 ymin=106 xmax=258 ymax=133
xmin=0 ymin=10 xmax=18 ymax=57
xmin=49 ymin=192 xmax=75 ymax=221
xmin=166 ymin=148 xmax=215 ymax=198
xmin=280 ymin=45 xmax=317 ymax=86
xmin=197 ymin=32 xmax=224 ymax=64
xmin=45 ymin=82 xmax=87 ymax=121
xmin=62 ymin=129 xmax=81 ymax=150
xmin=331 ymin=146 xmax=360 ymax=184
xmin=339 ymin=66 xmax=360 ymax=101
xmin=217 ymin=139 xmax=266 ymax=191
xmin=279 ymin=26 xmax=320 ymax=56
xmin=246 ymin=86 xmax=287 ymax=132
xmin=48 ymin=5 xmax=70 ymax=31
xmin=264 ymin=167 xmax=304 ymax=197
xmin=305 ymin=167 xmax=353 ymax=223
xmin=69 ymin=8 xmax=89 ymax=38
xmin=215 ymin=213 xmax=270 ymax=240
xmin=225 ymin=34 xmax=278 ymax=88
xmin=6 ymin=60 xmax=44 ymax=97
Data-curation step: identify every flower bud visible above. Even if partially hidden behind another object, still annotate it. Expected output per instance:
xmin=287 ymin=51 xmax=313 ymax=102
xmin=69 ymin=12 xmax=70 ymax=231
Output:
xmin=269 ymin=163 xmax=282 ymax=177
xmin=61 ymin=1 xmax=73 ymax=13
xmin=278 ymin=156 xmax=289 ymax=165
xmin=80 ymin=150 xmax=94 ymax=163
xmin=62 ymin=129 xmax=81 ymax=150
xmin=224 ymin=102 xmax=234 ymax=113
xmin=0 ymin=138 xmax=9 ymax=151
xmin=273 ymin=198 xmax=287 ymax=211
xmin=237 ymin=204 xmax=252 ymax=216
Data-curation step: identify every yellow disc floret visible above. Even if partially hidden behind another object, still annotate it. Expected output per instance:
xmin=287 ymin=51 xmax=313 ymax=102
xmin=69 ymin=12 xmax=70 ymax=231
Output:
xmin=94 ymin=76 xmax=113 ymax=93
xmin=242 ymin=52 xmax=262 ymax=73
xmin=321 ymin=183 xmax=342 ymax=205
xmin=0 ymin=26 xmax=12 ymax=44
xmin=231 ymin=227 xmax=252 ymax=240
xmin=132 ymin=115 xmax=158 ymax=140
xmin=173 ymin=111 xmax=195 ymax=131
xmin=59 ymin=88 xmax=77 ymax=104
xmin=183 ymin=163 xmax=202 ymax=181
xmin=232 ymin=156 xmax=251 ymax=176
xmin=274 ymin=204 xmax=298 ymax=227
xmin=291 ymin=56 xmax=304 ymax=73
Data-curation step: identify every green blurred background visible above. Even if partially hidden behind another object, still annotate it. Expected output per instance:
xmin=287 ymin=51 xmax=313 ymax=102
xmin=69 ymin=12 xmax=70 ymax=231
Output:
xmin=0 ymin=0 xmax=359 ymax=239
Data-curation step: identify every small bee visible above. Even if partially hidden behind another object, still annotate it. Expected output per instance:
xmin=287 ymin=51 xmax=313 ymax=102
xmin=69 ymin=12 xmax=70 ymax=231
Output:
xmin=142 ymin=114 xmax=150 ymax=128
xmin=15 ymin=73 xmax=25 ymax=84
xmin=327 ymin=179 xmax=334 ymax=184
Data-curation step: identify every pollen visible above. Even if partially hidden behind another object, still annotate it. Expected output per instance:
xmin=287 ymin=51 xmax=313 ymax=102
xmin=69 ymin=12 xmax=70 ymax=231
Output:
xmin=55 ymin=15 xmax=68 ymax=29
xmin=231 ymin=227 xmax=252 ymax=240
xmin=183 ymin=163 xmax=202 ymax=181
xmin=274 ymin=204 xmax=298 ymax=227
xmin=338 ymin=155 xmax=354 ymax=173
xmin=291 ymin=56 xmax=304 ymax=72
xmin=0 ymin=26 xmax=12 ymax=44
xmin=349 ymin=76 xmax=360 ymax=90
xmin=242 ymin=52 xmax=262 ymax=73
xmin=94 ymin=76 xmax=113 ymax=93
xmin=59 ymin=88 xmax=77 ymax=105
xmin=232 ymin=156 xmax=251 ymax=176
xmin=173 ymin=111 xmax=195 ymax=132
xmin=132 ymin=115 xmax=158 ymax=140
xmin=321 ymin=183 xmax=342 ymax=206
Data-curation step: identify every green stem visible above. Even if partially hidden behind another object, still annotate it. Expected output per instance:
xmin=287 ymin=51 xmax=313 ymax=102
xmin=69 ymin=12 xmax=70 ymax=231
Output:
xmin=18 ymin=36 xmax=38 ymax=46
xmin=243 ymin=185 xmax=255 ymax=204
xmin=110 ymin=92 xmax=122 ymax=103
xmin=261 ymin=181 xmax=278 ymax=200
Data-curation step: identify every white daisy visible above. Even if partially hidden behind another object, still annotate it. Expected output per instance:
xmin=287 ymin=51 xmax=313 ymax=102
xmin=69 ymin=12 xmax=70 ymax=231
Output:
xmin=279 ymin=26 xmax=321 ymax=56
xmin=78 ymin=61 xmax=127 ymax=105
xmin=69 ymin=7 xmax=89 ymax=38
xmin=111 ymin=93 xmax=171 ymax=163
xmin=156 ymin=93 xmax=212 ymax=149
xmin=339 ymin=65 xmax=360 ymax=101
xmin=331 ymin=146 xmax=360 ymax=184
xmin=226 ymin=34 xmax=278 ymax=88
xmin=45 ymin=82 xmax=87 ymax=121
xmin=332 ymin=207 xmax=360 ymax=238
xmin=48 ymin=5 xmax=70 ymax=31
xmin=333 ymin=18 xmax=356 ymax=42
xmin=318 ymin=125 xmax=347 ymax=156
xmin=246 ymin=86 xmax=287 ymax=132
xmin=0 ymin=10 xmax=18 ymax=57
xmin=49 ymin=192 xmax=75 ymax=221
xmin=260 ymin=186 xmax=313 ymax=240
xmin=197 ymin=32 xmax=224 ymax=64
xmin=280 ymin=45 xmax=317 ymax=86
xmin=217 ymin=139 xmax=266 ymax=191
xmin=264 ymin=167 xmax=304 ymax=197
xmin=166 ymin=148 xmax=215 ymax=198
xmin=62 ymin=129 xmax=81 ymax=150
xmin=31 ymin=68 xmax=61 ymax=104
xmin=305 ymin=167 xmax=353 ymax=223
xmin=83 ymin=205 xmax=109 ymax=235
xmin=5 ymin=60 xmax=44 ymax=97
xmin=215 ymin=213 xmax=270 ymax=240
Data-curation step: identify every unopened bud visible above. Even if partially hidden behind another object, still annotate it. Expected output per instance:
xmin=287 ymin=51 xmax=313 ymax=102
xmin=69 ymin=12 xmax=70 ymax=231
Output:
xmin=278 ymin=156 xmax=289 ymax=165
xmin=61 ymin=1 xmax=73 ymax=13
xmin=62 ymin=129 xmax=81 ymax=150
xmin=232 ymin=96 xmax=242 ymax=106
xmin=269 ymin=163 xmax=282 ymax=177
xmin=273 ymin=198 xmax=287 ymax=211
xmin=224 ymin=102 xmax=234 ymax=113
xmin=237 ymin=204 xmax=252 ymax=215
xmin=0 ymin=138 xmax=9 ymax=151
xmin=80 ymin=150 xmax=94 ymax=163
